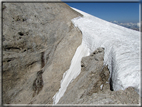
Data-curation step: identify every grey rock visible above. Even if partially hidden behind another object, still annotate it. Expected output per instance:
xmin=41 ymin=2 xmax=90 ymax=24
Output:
xmin=2 ymin=2 xmax=140 ymax=105
xmin=2 ymin=2 xmax=82 ymax=104
xmin=58 ymin=47 xmax=140 ymax=104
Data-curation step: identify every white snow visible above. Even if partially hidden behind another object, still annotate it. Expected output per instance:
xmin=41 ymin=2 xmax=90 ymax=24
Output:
xmin=53 ymin=42 xmax=90 ymax=104
xmin=53 ymin=7 xmax=140 ymax=104
xmin=100 ymin=84 xmax=103 ymax=90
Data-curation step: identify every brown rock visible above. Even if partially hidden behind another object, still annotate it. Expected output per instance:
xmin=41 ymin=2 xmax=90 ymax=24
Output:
xmin=2 ymin=2 xmax=82 ymax=104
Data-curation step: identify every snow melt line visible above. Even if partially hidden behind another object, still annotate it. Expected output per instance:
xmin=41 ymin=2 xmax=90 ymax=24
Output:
xmin=53 ymin=42 xmax=90 ymax=104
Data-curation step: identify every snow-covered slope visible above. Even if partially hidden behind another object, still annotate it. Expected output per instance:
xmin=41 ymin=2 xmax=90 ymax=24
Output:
xmin=53 ymin=7 xmax=140 ymax=104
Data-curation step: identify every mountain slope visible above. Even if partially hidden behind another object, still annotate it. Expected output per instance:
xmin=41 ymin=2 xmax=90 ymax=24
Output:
xmin=2 ymin=2 xmax=140 ymax=105
xmin=53 ymin=7 xmax=140 ymax=104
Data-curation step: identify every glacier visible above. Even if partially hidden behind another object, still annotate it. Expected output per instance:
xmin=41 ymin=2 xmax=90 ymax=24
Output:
xmin=53 ymin=7 xmax=140 ymax=104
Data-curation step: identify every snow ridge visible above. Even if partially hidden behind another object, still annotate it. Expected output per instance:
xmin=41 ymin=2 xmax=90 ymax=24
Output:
xmin=53 ymin=7 xmax=140 ymax=104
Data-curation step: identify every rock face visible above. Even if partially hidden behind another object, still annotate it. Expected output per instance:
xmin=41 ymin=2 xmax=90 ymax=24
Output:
xmin=2 ymin=2 xmax=140 ymax=105
xmin=2 ymin=2 xmax=82 ymax=104
xmin=58 ymin=47 xmax=140 ymax=104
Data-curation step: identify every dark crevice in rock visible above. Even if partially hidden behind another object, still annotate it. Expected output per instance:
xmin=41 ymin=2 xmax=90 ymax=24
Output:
xmin=41 ymin=51 xmax=45 ymax=68
xmin=22 ymin=18 xmax=27 ymax=22
xmin=18 ymin=32 xmax=24 ymax=36
xmin=81 ymin=64 xmax=84 ymax=67
xmin=110 ymin=55 xmax=114 ymax=91
xmin=109 ymin=77 xmax=114 ymax=91
xmin=27 ymin=61 xmax=37 ymax=67
xmin=5 ymin=47 xmax=20 ymax=51
xmin=32 ymin=51 xmax=46 ymax=97
xmin=7 ymin=60 xmax=11 ymax=62
xmin=23 ymin=49 xmax=26 ymax=52
xmin=3 ymin=58 xmax=14 ymax=63
xmin=18 ymin=31 xmax=29 ymax=37
xmin=32 ymin=69 xmax=43 ymax=97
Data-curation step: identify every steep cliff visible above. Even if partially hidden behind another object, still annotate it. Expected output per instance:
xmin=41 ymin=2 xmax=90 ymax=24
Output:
xmin=2 ymin=2 xmax=82 ymax=104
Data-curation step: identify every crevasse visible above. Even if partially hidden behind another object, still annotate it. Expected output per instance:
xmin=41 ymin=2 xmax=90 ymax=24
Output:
xmin=53 ymin=7 xmax=140 ymax=104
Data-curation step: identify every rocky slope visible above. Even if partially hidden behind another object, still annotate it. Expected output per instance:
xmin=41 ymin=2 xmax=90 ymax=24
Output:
xmin=58 ymin=47 xmax=140 ymax=104
xmin=2 ymin=1 xmax=140 ymax=106
xmin=2 ymin=2 xmax=82 ymax=104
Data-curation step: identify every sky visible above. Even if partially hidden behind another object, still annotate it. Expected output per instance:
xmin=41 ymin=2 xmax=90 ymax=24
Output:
xmin=63 ymin=2 xmax=140 ymax=23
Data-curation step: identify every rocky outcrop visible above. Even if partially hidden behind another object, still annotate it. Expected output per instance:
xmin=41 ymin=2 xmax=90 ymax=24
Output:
xmin=2 ymin=2 xmax=140 ymax=105
xmin=58 ymin=47 xmax=140 ymax=104
xmin=2 ymin=2 xmax=82 ymax=104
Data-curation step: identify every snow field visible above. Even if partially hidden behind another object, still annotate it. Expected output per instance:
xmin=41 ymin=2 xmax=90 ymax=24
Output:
xmin=72 ymin=7 xmax=140 ymax=94
xmin=53 ymin=7 xmax=140 ymax=104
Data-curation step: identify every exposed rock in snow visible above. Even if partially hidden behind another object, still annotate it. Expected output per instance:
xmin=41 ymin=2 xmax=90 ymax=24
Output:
xmin=58 ymin=47 xmax=140 ymax=104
